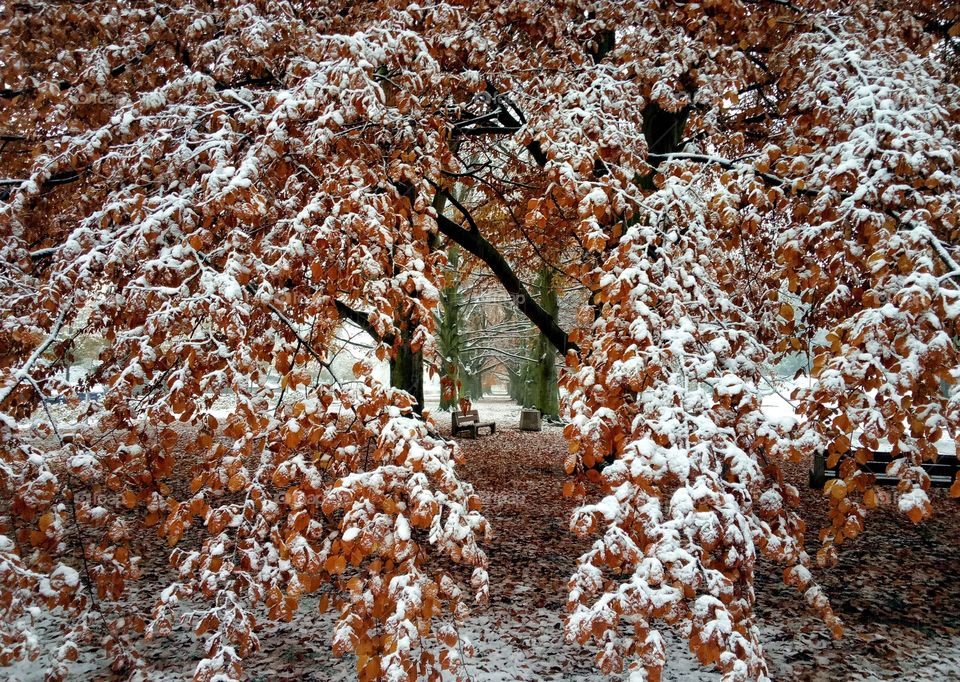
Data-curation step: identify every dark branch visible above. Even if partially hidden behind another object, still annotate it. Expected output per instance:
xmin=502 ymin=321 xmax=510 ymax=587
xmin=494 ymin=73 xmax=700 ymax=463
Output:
xmin=453 ymin=125 xmax=522 ymax=136
xmin=1 ymin=169 xmax=82 ymax=188
xmin=434 ymin=211 xmax=578 ymax=356
xmin=212 ymin=75 xmax=281 ymax=92
xmin=334 ymin=300 xmax=396 ymax=346
xmin=449 ymin=82 xmax=547 ymax=166
xmin=425 ymin=180 xmax=478 ymax=232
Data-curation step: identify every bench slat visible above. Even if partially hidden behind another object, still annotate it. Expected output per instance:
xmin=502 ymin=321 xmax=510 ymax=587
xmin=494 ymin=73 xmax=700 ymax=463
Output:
xmin=810 ymin=450 xmax=960 ymax=488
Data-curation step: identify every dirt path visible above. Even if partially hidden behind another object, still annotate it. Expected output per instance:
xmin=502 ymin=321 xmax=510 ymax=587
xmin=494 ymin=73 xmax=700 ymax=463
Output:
xmin=429 ymin=401 xmax=716 ymax=680
xmin=451 ymin=426 xmax=610 ymax=680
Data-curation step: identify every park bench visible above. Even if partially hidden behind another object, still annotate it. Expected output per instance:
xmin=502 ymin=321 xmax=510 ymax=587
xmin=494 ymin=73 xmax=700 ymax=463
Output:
xmin=43 ymin=390 xmax=104 ymax=404
xmin=451 ymin=409 xmax=496 ymax=439
xmin=809 ymin=448 xmax=960 ymax=488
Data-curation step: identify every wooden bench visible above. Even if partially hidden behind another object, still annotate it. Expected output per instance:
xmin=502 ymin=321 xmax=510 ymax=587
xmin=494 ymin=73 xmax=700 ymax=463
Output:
xmin=451 ymin=409 xmax=496 ymax=439
xmin=809 ymin=449 xmax=960 ymax=488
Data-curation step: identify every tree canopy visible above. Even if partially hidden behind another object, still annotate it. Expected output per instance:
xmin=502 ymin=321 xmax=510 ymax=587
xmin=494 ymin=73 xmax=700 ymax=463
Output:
xmin=1 ymin=1 xmax=959 ymax=680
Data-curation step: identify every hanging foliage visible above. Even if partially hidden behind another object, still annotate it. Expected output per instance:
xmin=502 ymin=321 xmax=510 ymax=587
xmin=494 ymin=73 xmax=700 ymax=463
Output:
xmin=1 ymin=1 xmax=959 ymax=681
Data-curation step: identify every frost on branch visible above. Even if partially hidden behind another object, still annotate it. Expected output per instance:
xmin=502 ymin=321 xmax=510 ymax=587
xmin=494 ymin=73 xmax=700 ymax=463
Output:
xmin=561 ymin=196 xmax=837 ymax=680
xmin=143 ymin=380 xmax=489 ymax=682
xmin=1 ymin=0 xmax=959 ymax=680
xmin=558 ymin=6 xmax=958 ymax=680
xmin=0 ymin=3 xmax=492 ymax=676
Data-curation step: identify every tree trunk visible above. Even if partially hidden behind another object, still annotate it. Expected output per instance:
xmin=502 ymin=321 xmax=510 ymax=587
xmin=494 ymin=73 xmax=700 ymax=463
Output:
xmin=507 ymin=362 xmax=524 ymax=402
xmin=462 ymin=366 xmax=483 ymax=400
xmin=520 ymin=268 xmax=560 ymax=419
xmin=436 ymin=246 xmax=462 ymax=411
xmin=640 ymin=104 xmax=690 ymax=188
xmin=390 ymin=325 xmax=424 ymax=415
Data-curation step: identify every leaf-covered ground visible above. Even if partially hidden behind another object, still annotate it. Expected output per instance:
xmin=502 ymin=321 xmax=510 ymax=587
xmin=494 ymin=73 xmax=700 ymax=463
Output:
xmin=9 ymin=396 xmax=960 ymax=680
xmin=440 ymin=399 xmax=960 ymax=681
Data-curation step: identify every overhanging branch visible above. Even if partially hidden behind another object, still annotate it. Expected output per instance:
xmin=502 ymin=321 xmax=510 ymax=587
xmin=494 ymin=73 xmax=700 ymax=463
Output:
xmin=334 ymin=300 xmax=396 ymax=346
xmin=649 ymin=151 xmax=960 ymax=283
xmin=434 ymin=211 xmax=578 ymax=356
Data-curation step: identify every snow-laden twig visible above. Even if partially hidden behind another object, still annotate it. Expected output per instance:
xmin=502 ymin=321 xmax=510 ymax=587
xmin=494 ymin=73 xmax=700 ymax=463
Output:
xmin=0 ymin=300 xmax=72 ymax=408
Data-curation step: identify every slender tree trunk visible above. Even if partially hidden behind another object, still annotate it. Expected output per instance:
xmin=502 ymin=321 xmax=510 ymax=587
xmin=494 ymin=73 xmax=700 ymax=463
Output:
xmin=507 ymin=362 xmax=523 ymax=402
xmin=437 ymin=246 xmax=462 ymax=411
